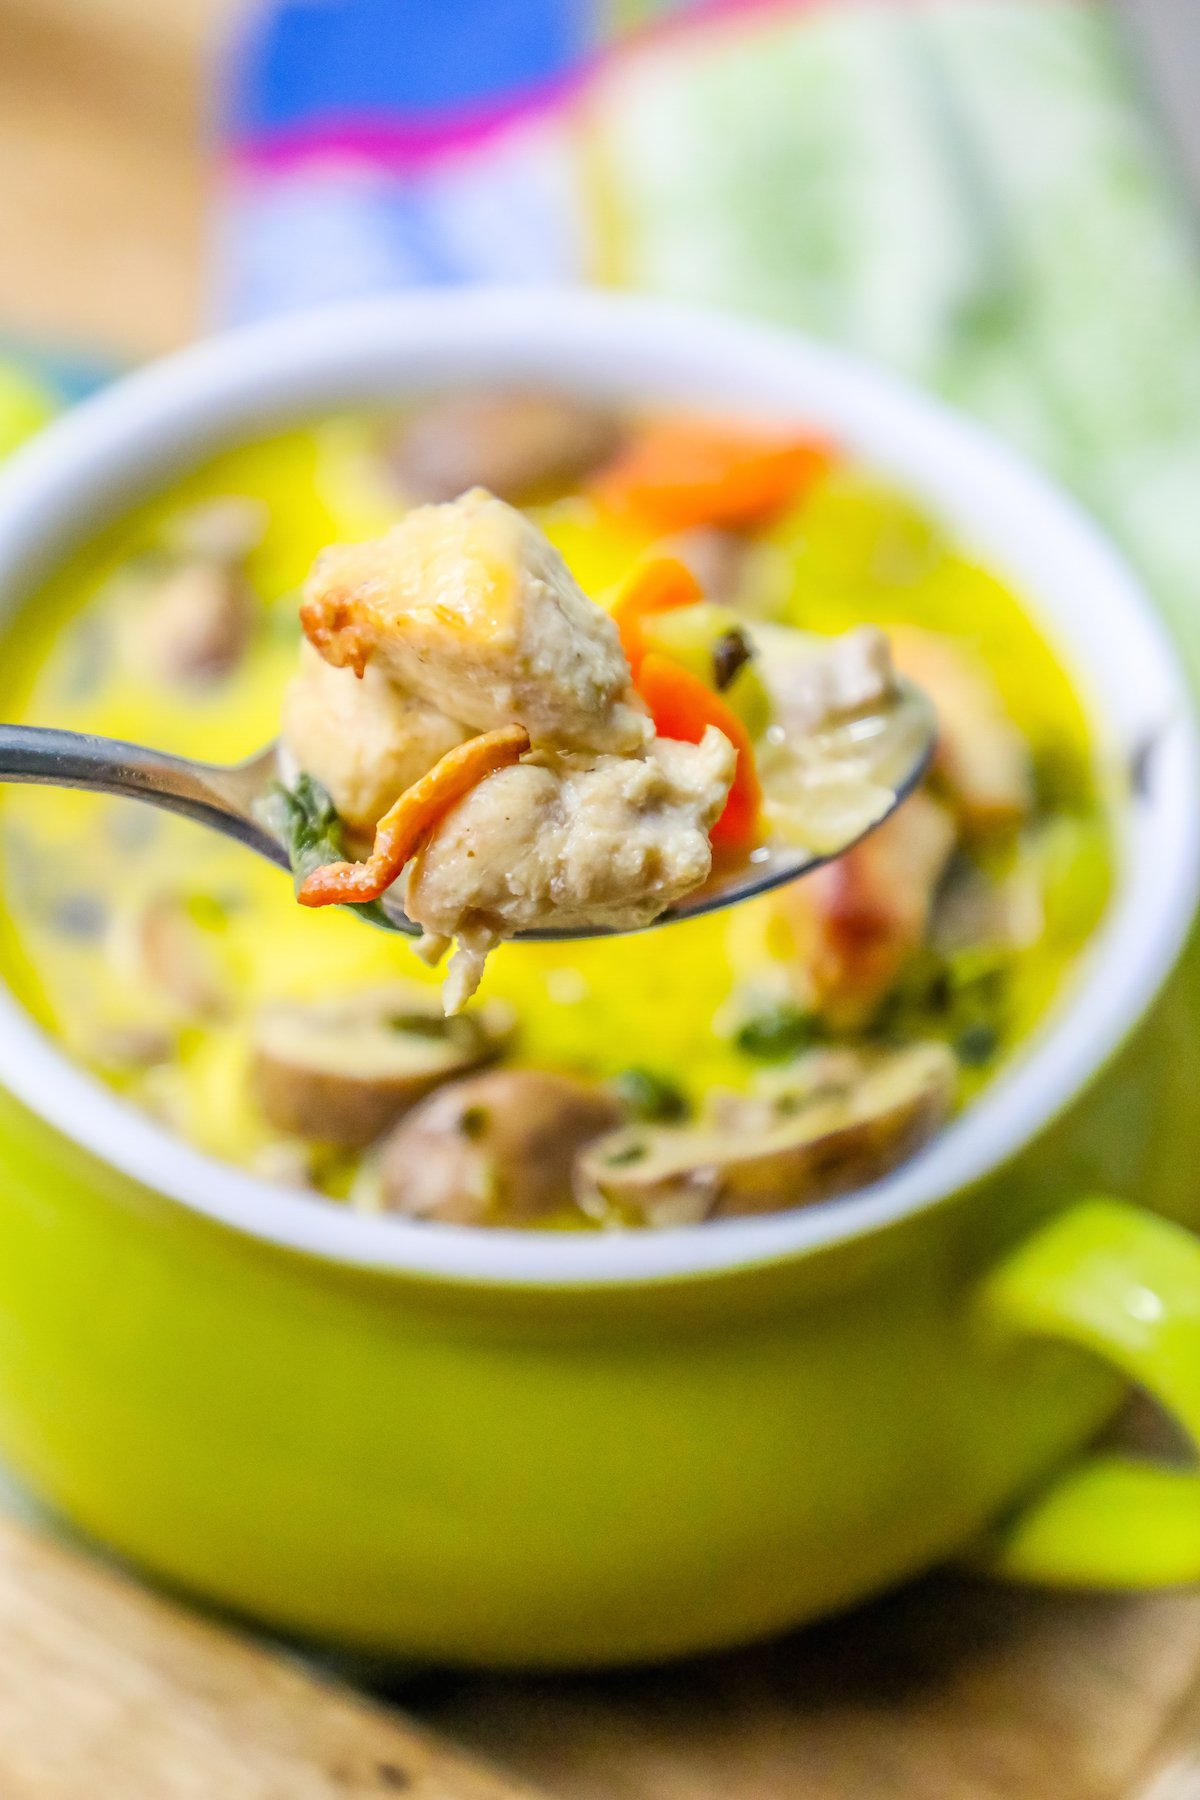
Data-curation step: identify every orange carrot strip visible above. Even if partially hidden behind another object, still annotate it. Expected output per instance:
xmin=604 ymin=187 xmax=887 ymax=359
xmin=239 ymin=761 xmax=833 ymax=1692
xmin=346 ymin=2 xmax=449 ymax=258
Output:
xmin=594 ymin=419 xmax=833 ymax=532
xmin=298 ymin=725 xmax=531 ymax=907
xmin=610 ymin=556 xmax=702 ymax=678
xmin=637 ymin=652 xmax=761 ymax=850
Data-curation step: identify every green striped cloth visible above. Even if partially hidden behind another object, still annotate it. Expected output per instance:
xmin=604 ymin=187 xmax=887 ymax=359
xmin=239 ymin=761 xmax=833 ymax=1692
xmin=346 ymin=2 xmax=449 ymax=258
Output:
xmin=591 ymin=0 xmax=1200 ymax=671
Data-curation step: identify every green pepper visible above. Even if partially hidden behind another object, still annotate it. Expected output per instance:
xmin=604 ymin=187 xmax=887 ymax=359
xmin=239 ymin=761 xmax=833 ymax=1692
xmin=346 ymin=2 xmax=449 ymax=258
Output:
xmin=638 ymin=601 xmax=772 ymax=738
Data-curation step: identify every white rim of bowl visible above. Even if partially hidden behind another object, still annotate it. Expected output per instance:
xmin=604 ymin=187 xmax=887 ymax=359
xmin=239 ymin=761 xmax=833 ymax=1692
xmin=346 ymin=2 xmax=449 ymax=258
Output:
xmin=0 ymin=287 xmax=1195 ymax=1288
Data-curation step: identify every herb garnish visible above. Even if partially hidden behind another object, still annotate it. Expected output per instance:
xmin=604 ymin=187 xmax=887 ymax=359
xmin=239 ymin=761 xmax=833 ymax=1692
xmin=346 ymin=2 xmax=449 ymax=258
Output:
xmin=735 ymin=1003 xmax=820 ymax=1062
xmin=262 ymin=772 xmax=393 ymax=929
xmin=613 ymin=1068 xmax=690 ymax=1123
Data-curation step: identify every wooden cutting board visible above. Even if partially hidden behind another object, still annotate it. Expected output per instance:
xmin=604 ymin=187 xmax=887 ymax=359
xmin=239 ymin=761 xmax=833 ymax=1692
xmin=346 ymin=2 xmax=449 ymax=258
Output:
xmin=2 ymin=1501 xmax=1200 ymax=1800
xmin=423 ymin=1577 xmax=1200 ymax=1800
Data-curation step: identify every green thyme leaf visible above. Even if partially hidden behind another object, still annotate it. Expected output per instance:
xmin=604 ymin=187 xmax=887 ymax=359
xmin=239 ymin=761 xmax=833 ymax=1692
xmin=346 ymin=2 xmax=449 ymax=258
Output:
xmin=261 ymin=773 xmax=393 ymax=930
xmin=613 ymin=1067 xmax=690 ymax=1123
xmin=735 ymin=1003 xmax=820 ymax=1062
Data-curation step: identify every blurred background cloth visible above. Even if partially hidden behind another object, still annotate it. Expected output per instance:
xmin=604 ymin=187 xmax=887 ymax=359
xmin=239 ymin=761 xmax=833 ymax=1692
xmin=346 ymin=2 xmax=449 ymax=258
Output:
xmin=217 ymin=0 xmax=1200 ymax=662
xmin=1 ymin=0 xmax=1199 ymax=662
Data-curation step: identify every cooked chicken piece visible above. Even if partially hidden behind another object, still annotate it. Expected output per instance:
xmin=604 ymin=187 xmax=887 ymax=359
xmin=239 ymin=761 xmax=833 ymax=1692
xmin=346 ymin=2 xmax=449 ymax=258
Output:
xmin=889 ymin=627 xmax=1031 ymax=833
xmin=406 ymin=728 xmax=737 ymax=1012
xmin=390 ymin=392 xmax=621 ymax=505
xmin=301 ymin=488 xmax=647 ymax=754
xmin=775 ymin=789 xmax=956 ymax=1026
xmin=377 ymin=1069 xmax=623 ymax=1225
xmin=755 ymin=623 xmax=897 ymax=735
xmin=282 ymin=642 xmax=467 ymax=834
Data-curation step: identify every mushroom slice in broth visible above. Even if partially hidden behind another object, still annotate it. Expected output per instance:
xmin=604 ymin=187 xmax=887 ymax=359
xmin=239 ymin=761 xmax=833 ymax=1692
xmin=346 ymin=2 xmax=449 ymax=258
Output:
xmin=389 ymin=392 xmax=622 ymax=506
xmin=250 ymin=985 xmax=509 ymax=1147
xmin=376 ymin=1069 xmax=623 ymax=1225
xmin=576 ymin=1042 xmax=956 ymax=1228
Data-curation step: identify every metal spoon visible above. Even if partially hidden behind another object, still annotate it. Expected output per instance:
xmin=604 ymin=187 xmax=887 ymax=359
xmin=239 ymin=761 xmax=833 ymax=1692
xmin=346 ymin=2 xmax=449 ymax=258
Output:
xmin=0 ymin=682 xmax=935 ymax=940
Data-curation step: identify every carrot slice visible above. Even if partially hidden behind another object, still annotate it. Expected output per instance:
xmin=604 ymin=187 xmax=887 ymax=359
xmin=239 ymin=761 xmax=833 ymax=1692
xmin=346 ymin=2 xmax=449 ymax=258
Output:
xmin=610 ymin=557 xmax=702 ymax=678
xmin=637 ymin=652 xmax=761 ymax=850
xmin=594 ymin=419 xmax=833 ymax=532
xmin=298 ymin=725 xmax=531 ymax=907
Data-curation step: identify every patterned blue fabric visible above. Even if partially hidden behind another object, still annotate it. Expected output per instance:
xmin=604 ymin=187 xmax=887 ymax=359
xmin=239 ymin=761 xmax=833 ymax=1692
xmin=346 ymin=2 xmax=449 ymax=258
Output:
xmin=225 ymin=0 xmax=594 ymax=138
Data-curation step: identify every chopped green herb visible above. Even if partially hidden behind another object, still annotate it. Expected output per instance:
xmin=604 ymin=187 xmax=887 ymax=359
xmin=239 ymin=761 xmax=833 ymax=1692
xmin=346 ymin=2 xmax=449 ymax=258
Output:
xmin=262 ymin=773 xmax=393 ymax=930
xmin=387 ymin=1012 xmax=450 ymax=1039
xmin=1030 ymin=742 xmax=1092 ymax=817
xmin=459 ymin=1106 xmax=490 ymax=1141
xmin=735 ymin=1003 xmax=820 ymax=1062
xmin=956 ymin=1022 xmax=1000 ymax=1066
xmin=606 ymin=1142 xmax=648 ymax=1167
xmin=613 ymin=1067 xmax=689 ymax=1122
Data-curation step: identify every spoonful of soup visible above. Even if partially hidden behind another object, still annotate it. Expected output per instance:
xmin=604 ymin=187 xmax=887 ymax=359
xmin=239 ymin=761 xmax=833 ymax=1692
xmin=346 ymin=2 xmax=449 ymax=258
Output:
xmin=0 ymin=486 xmax=934 ymax=1010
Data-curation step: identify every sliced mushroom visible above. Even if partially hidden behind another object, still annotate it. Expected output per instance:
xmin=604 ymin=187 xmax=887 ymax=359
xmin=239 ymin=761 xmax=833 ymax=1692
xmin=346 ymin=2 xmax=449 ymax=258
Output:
xmin=250 ymin=985 xmax=508 ymax=1147
xmin=164 ymin=497 xmax=267 ymax=564
xmin=377 ymin=1069 xmax=623 ymax=1225
xmin=576 ymin=1042 xmax=956 ymax=1226
xmin=930 ymin=855 xmax=1040 ymax=957
xmin=85 ymin=1021 xmax=177 ymax=1072
xmin=128 ymin=498 xmax=267 ymax=688
xmin=136 ymin=557 xmax=253 ymax=686
xmin=889 ymin=627 xmax=1031 ymax=834
xmin=390 ymin=391 xmax=622 ymax=505
xmin=109 ymin=893 xmax=231 ymax=1022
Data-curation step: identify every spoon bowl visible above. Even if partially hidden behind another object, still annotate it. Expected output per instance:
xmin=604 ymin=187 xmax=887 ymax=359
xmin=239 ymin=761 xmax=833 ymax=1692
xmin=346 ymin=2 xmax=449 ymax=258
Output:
xmin=0 ymin=679 xmax=936 ymax=941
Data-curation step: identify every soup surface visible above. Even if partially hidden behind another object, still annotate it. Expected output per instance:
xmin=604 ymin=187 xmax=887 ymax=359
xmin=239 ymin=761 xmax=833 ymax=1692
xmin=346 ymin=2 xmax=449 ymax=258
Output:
xmin=0 ymin=398 xmax=1112 ymax=1227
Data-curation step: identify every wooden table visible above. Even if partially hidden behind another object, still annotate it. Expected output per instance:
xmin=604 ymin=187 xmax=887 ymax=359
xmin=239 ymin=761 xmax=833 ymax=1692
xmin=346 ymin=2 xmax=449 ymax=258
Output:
xmin=1 ymin=1 xmax=1199 ymax=1795
xmin=0 ymin=0 xmax=230 ymax=358
xmin=3 ymin=1498 xmax=1200 ymax=1800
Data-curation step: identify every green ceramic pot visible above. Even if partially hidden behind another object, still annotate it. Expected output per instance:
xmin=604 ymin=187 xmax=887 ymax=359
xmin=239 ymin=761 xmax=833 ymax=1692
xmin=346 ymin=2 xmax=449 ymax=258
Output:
xmin=0 ymin=292 xmax=1196 ymax=1667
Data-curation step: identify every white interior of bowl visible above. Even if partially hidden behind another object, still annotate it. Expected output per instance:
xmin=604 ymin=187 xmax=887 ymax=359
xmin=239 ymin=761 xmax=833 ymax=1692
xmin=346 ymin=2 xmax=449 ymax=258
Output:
xmin=0 ymin=288 xmax=1194 ymax=1286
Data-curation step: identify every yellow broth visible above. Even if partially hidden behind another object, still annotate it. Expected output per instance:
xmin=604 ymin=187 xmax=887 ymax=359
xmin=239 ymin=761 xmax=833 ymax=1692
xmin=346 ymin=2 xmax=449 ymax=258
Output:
xmin=0 ymin=418 xmax=1111 ymax=1206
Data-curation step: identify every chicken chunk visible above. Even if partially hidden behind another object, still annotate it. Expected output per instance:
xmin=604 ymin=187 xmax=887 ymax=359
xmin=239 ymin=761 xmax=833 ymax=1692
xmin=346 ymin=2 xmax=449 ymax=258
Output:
xmin=406 ymin=728 xmax=737 ymax=1011
xmin=775 ymin=789 xmax=956 ymax=1026
xmin=889 ymin=627 xmax=1031 ymax=833
xmin=300 ymin=487 xmax=647 ymax=754
xmin=282 ymin=642 xmax=466 ymax=834
xmin=755 ymin=623 xmax=897 ymax=735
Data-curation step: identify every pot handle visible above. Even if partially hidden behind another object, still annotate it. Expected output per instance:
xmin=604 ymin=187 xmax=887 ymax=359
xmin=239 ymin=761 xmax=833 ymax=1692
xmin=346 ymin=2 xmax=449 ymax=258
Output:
xmin=971 ymin=1196 xmax=1200 ymax=1586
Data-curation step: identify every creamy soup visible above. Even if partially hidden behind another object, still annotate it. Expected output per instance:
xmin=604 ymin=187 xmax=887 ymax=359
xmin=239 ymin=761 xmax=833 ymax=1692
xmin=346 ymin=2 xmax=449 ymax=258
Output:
xmin=0 ymin=397 xmax=1111 ymax=1228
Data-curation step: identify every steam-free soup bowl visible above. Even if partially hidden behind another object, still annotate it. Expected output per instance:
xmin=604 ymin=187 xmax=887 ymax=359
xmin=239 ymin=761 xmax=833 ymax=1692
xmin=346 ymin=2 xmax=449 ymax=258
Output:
xmin=0 ymin=290 xmax=1197 ymax=1667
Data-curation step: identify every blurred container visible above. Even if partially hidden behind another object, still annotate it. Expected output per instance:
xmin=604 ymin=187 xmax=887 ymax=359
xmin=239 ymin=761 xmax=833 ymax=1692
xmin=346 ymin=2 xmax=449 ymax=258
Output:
xmin=217 ymin=0 xmax=597 ymax=320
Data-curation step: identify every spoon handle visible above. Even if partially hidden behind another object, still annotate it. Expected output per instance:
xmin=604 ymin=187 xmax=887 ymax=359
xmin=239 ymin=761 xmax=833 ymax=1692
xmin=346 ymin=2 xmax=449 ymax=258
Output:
xmin=0 ymin=723 xmax=289 ymax=867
